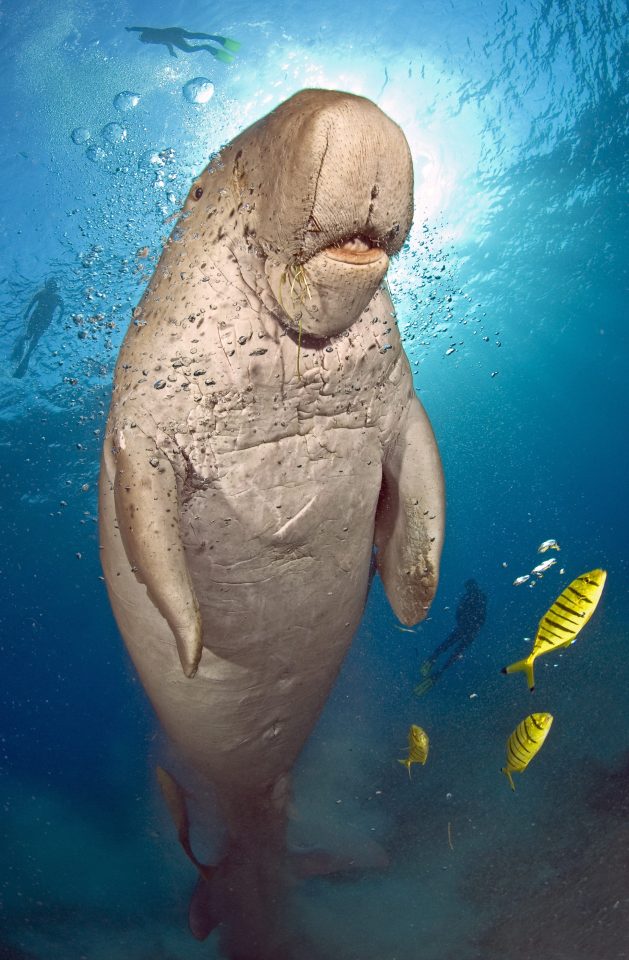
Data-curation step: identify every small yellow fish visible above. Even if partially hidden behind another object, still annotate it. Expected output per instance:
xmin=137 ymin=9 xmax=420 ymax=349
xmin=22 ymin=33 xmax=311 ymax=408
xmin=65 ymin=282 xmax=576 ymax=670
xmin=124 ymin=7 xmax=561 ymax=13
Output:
xmin=502 ymin=568 xmax=607 ymax=690
xmin=398 ymin=724 xmax=429 ymax=778
xmin=502 ymin=712 xmax=553 ymax=790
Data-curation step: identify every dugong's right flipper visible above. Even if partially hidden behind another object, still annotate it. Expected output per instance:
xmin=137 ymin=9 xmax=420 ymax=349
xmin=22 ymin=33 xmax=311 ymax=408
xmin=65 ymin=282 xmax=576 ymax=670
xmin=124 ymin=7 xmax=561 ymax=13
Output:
xmin=375 ymin=396 xmax=445 ymax=625
xmin=107 ymin=428 xmax=202 ymax=677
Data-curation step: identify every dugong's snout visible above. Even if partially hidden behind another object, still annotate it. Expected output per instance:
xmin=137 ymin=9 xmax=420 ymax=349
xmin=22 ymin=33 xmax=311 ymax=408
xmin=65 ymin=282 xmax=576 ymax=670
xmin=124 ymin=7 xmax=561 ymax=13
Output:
xmin=177 ymin=89 xmax=412 ymax=340
xmin=256 ymin=91 xmax=413 ymax=338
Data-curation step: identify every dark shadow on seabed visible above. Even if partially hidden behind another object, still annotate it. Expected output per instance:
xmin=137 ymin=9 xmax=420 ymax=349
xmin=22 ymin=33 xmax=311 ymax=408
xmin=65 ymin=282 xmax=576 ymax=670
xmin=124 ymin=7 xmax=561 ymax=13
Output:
xmin=465 ymin=752 xmax=629 ymax=958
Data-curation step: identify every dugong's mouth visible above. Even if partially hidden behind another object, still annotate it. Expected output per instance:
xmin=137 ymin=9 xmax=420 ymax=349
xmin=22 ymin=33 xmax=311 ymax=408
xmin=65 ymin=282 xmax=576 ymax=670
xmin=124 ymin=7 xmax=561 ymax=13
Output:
xmin=324 ymin=236 xmax=386 ymax=265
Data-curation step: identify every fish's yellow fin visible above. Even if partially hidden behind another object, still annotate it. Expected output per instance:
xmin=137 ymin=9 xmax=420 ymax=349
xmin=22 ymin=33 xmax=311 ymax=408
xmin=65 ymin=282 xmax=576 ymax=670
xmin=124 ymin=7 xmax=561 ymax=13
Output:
xmin=398 ymin=759 xmax=412 ymax=780
xmin=501 ymin=655 xmax=535 ymax=691
xmin=502 ymin=766 xmax=516 ymax=791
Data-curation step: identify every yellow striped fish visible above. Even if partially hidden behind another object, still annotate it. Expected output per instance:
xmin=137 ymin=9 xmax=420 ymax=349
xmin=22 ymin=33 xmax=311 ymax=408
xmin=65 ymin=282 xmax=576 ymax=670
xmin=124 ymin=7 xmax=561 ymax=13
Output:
xmin=398 ymin=724 xmax=429 ymax=778
xmin=502 ymin=713 xmax=553 ymax=790
xmin=502 ymin=568 xmax=607 ymax=690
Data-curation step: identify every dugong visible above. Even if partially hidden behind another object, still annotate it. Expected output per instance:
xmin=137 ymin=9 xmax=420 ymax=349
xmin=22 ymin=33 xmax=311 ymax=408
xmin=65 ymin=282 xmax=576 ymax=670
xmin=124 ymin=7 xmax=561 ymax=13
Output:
xmin=99 ymin=88 xmax=445 ymax=958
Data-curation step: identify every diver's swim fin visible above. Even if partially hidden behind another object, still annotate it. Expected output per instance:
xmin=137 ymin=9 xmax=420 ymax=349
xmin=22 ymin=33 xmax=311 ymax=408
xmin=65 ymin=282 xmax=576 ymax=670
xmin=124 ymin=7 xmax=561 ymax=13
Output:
xmin=210 ymin=47 xmax=235 ymax=63
xmin=216 ymin=36 xmax=241 ymax=52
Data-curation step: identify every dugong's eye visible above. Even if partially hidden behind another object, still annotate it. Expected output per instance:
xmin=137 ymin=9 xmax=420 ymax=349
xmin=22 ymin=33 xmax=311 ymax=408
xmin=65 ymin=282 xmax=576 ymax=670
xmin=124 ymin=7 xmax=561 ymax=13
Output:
xmin=193 ymin=186 xmax=204 ymax=200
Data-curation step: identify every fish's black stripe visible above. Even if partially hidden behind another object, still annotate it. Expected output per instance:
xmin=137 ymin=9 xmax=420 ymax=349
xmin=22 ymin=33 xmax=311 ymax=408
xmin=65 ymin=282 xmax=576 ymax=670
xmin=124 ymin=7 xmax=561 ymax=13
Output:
xmin=515 ymin=728 xmax=532 ymax=757
xmin=543 ymin=617 xmax=573 ymax=634
xmin=559 ymin=589 xmax=581 ymax=606
xmin=507 ymin=743 xmax=527 ymax=766
xmin=523 ymin=719 xmax=540 ymax=746
xmin=509 ymin=733 xmax=529 ymax=759
xmin=509 ymin=743 xmax=528 ymax=766
xmin=529 ymin=715 xmax=546 ymax=731
xmin=582 ymin=575 xmax=602 ymax=586
xmin=558 ymin=593 xmax=580 ymax=611
xmin=507 ymin=729 xmax=526 ymax=761
xmin=524 ymin=718 xmax=543 ymax=744
xmin=554 ymin=601 xmax=582 ymax=622
xmin=567 ymin=586 xmax=593 ymax=604
xmin=551 ymin=602 xmax=581 ymax=622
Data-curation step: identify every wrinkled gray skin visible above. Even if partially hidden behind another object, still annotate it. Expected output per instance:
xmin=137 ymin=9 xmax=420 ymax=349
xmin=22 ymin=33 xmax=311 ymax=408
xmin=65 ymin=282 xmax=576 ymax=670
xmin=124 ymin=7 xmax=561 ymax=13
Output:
xmin=99 ymin=89 xmax=445 ymax=959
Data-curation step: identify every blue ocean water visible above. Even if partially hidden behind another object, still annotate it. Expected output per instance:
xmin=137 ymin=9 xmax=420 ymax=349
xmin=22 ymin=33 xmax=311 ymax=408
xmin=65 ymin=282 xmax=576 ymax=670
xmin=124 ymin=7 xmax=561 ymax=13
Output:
xmin=0 ymin=1 xmax=627 ymax=957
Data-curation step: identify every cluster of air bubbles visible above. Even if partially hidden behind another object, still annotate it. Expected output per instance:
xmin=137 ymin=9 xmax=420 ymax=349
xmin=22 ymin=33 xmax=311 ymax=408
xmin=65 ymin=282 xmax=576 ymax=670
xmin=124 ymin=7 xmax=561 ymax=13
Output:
xmin=114 ymin=90 xmax=141 ymax=112
xmin=390 ymin=218 xmax=500 ymax=375
xmin=139 ymin=147 xmax=176 ymax=170
xmin=138 ymin=147 xmax=177 ymax=191
xmin=183 ymin=77 xmax=215 ymax=104
xmin=71 ymin=91 xmax=139 ymax=161
xmin=79 ymin=244 xmax=103 ymax=268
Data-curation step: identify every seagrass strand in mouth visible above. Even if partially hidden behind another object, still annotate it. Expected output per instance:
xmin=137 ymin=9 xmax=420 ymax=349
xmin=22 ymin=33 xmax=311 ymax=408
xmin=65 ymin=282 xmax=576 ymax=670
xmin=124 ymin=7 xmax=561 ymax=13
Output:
xmin=324 ymin=236 xmax=386 ymax=265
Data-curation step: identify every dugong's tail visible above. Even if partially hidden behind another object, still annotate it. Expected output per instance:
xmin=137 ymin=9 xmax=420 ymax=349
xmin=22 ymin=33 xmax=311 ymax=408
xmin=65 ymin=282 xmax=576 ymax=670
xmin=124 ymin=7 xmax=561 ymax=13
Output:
xmin=158 ymin=766 xmax=298 ymax=958
xmin=188 ymin=832 xmax=292 ymax=957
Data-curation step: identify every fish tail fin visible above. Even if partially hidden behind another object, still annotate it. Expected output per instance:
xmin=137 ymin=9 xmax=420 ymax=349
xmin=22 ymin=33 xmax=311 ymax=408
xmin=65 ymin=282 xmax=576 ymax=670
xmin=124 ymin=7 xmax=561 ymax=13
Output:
xmin=398 ymin=759 xmax=412 ymax=780
xmin=501 ymin=655 xmax=535 ymax=691
xmin=502 ymin=766 xmax=516 ymax=791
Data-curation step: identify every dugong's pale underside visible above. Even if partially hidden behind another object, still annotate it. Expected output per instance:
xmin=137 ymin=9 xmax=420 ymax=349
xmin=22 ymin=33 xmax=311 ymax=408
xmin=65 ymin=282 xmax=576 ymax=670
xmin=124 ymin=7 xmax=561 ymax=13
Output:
xmin=99 ymin=88 xmax=445 ymax=959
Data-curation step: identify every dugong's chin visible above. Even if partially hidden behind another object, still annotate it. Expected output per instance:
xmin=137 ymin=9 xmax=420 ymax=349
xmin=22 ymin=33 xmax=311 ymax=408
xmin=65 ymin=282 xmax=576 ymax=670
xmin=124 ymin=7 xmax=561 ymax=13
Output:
xmin=265 ymin=245 xmax=390 ymax=338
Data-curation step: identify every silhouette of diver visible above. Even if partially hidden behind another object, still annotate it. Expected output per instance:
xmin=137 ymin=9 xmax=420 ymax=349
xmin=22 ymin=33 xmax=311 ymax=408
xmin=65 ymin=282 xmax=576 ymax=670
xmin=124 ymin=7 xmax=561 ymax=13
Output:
xmin=12 ymin=278 xmax=64 ymax=379
xmin=126 ymin=26 xmax=240 ymax=63
xmin=415 ymin=578 xmax=487 ymax=696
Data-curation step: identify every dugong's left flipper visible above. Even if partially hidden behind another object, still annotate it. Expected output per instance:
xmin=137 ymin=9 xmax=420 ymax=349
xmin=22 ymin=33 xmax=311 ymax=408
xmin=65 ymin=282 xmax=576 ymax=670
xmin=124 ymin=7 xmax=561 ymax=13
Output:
xmin=375 ymin=396 xmax=445 ymax=625
xmin=106 ymin=428 xmax=202 ymax=677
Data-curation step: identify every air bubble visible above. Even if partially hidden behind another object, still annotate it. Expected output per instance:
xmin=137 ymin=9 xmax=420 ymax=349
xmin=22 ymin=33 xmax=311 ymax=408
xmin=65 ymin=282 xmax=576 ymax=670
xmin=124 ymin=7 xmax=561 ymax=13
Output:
xmin=71 ymin=127 xmax=91 ymax=145
xmin=139 ymin=149 xmax=164 ymax=169
xmin=183 ymin=78 xmax=215 ymax=104
xmin=114 ymin=90 xmax=140 ymax=112
xmin=138 ymin=147 xmax=175 ymax=170
xmin=102 ymin=122 xmax=127 ymax=144
xmin=86 ymin=145 xmax=106 ymax=162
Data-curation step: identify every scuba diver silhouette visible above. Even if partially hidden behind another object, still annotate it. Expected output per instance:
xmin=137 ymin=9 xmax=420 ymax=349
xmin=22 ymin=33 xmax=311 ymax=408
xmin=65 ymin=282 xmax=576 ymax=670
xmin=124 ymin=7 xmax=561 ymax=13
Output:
xmin=415 ymin=578 xmax=487 ymax=696
xmin=126 ymin=26 xmax=240 ymax=62
xmin=12 ymin=278 xmax=64 ymax=379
